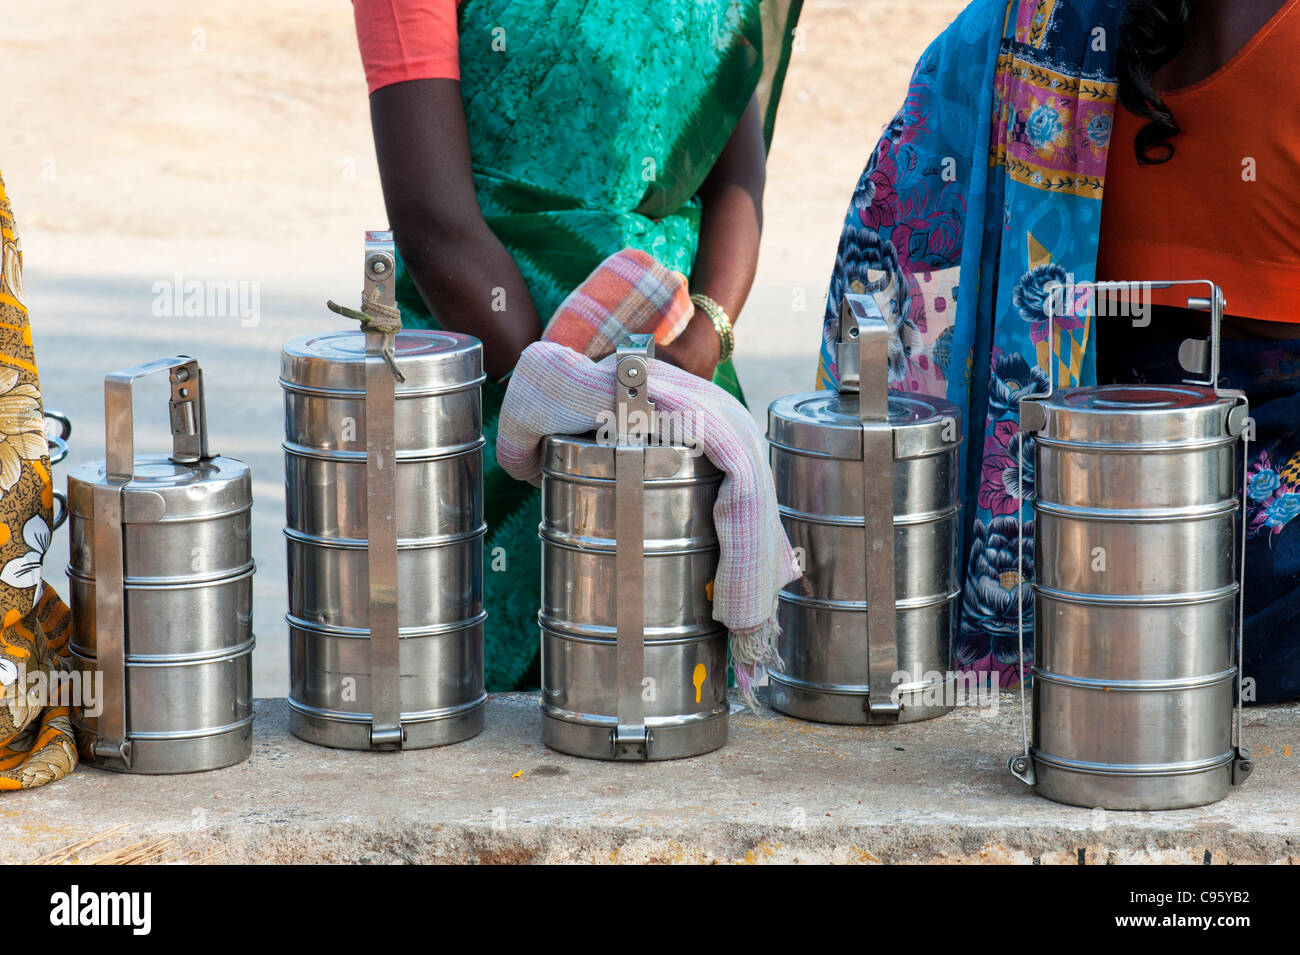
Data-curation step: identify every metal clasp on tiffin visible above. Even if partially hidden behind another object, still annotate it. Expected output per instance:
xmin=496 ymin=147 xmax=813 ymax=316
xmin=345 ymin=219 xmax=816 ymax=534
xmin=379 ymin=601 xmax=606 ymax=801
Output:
xmin=611 ymin=335 xmax=656 ymax=759
xmin=362 ymin=230 xmax=405 ymax=750
xmin=92 ymin=355 xmax=213 ymax=770
xmin=838 ymin=295 xmax=902 ymax=724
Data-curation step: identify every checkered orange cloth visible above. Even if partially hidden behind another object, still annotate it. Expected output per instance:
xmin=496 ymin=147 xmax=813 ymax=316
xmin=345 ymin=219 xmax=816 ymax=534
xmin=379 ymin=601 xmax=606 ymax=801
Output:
xmin=540 ymin=248 xmax=695 ymax=355
xmin=498 ymin=249 xmax=800 ymax=708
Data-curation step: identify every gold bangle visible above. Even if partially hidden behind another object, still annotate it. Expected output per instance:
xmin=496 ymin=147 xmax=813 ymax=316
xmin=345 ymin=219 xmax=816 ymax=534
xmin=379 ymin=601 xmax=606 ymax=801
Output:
xmin=690 ymin=293 xmax=734 ymax=364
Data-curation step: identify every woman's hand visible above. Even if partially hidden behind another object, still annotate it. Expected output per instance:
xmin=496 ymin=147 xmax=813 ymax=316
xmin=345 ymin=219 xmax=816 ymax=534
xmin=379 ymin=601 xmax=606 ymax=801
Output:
xmin=657 ymin=307 xmax=722 ymax=381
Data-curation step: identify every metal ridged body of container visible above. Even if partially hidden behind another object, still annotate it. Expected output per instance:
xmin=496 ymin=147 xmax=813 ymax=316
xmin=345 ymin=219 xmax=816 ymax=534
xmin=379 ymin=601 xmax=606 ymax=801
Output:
xmin=68 ymin=358 xmax=254 ymax=774
xmin=281 ymin=328 xmax=487 ymax=750
xmin=1026 ymin=383 xmax=1246 ymax=809
xmin=767 ymin=391 xmax=962 ymax=723
xmin=539 ymin=434 xmax=728 ymax=759
xmin=538 ymin=337 xmax=728 ymax=760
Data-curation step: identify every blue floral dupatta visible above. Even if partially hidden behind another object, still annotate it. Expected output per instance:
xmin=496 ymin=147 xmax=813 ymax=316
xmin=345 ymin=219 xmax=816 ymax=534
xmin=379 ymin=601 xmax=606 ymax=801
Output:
xmin=818 ymin=0 xmax=1127 ymax=682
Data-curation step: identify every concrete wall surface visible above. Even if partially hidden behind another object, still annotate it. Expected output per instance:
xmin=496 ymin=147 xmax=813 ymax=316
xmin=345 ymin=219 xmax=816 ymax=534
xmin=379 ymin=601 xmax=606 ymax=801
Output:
xmin=3 ymin=693 xmax=1296 ymax=864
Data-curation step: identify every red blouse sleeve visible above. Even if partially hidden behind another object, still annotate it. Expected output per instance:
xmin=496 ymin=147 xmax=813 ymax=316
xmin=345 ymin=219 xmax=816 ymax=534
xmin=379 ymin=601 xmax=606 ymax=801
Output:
xmin=352 ymin=0 xmax=461 ymax=93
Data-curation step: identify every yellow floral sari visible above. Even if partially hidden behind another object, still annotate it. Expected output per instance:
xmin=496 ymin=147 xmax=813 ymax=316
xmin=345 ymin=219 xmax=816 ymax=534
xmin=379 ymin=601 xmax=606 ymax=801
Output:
xmin=0 ymin=171 xmax=79 ymax=790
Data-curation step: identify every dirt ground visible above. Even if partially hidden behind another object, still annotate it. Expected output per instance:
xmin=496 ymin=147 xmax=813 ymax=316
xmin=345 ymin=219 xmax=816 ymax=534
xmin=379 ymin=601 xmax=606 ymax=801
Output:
xmin=4 ymin=0 xmax=969 ymax=693
xmin=6 ymin=0 xmax=967 ymax=317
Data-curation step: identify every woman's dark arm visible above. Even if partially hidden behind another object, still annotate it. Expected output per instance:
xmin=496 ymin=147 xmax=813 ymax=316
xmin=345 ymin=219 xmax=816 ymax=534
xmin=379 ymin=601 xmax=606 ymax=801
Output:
xmin=659 ymin=94 xmax=766 ymax=380
xmin=368 ymin=78 xmax=541 ymax=379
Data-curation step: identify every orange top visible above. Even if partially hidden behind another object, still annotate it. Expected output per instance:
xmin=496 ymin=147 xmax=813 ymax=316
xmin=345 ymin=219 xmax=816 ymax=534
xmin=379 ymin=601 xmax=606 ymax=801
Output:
xmin=352 ymin=0 xmax=463 ymax=94
xmin=1097 ymin=0 xmax=1300 ymax=322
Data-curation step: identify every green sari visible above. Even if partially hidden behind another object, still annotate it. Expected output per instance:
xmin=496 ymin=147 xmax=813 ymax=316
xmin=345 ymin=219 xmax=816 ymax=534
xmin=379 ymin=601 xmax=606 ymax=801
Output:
xmin=396 ymin=0 xmax=802 ymax=689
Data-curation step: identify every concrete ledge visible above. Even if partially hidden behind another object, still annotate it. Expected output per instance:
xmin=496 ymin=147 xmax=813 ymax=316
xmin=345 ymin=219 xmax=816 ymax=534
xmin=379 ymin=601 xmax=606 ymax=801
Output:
xmin=2 ymin=694 xmax=1297 ymax=864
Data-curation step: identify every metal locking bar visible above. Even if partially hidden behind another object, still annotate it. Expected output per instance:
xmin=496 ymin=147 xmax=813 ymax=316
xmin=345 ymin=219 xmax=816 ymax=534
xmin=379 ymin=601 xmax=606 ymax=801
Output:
xmin=92 ymin=356 xmax=211 ymax=770
xmin=838 ymin=295 xmax=901 ymax=724
xmin=363 ymin=231 xmax=404 ymax=750
xmin=1178 ymin=285 xmax=1252 ymax=784
xmin=611 ymin=334 xmax=656 ymax=759
xmin=1233 ymin=419 xmax=1254 ymax=787
xmin=1018 ymin=279 xmax=1248 ymax=425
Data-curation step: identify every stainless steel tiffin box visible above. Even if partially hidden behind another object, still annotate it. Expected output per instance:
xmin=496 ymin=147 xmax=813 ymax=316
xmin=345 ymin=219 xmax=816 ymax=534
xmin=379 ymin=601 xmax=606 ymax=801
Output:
xmin=539 ymin=336 xmax=729 ymax=761
xmin=282 ymin=231 xmax=487 ymax=751
xmin=767 ymin=294 xmax=963 ymax=725
xmin=69 ymin=357 xmax=254 ymax=774
xmin=1008 ymin=279 xmax=1255 ymax=810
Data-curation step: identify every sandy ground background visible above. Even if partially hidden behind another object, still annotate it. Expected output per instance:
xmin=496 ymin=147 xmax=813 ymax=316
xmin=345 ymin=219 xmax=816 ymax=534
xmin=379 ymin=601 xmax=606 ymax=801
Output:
xmin=5 ymin=0 xmax=968 ymax=694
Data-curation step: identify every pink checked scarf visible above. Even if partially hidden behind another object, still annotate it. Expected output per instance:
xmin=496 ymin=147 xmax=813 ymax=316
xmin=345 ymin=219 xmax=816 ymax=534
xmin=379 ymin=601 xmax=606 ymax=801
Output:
xmin=498 ymin=249 xmax=800 ymax=708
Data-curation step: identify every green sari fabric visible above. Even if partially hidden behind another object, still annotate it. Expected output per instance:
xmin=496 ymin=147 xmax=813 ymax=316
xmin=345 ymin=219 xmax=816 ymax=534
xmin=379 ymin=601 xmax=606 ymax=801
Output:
xmin=395 ymin=0 xmax=801 ymax=690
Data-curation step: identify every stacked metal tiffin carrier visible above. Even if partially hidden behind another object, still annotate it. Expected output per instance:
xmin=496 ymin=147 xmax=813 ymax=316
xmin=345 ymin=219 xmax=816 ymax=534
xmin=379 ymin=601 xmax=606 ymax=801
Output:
xmin=766 ymin=294 xmax=963 ymax=725
xmin=1008 ymin=280 xmax=1255 ymax=810
xmin=69 ymin=358 xmax=255 ymax=774
xmin=538 ymin=336 xmax=729 ymax=760
xmin=282 ymin=232 xmax=487 ymax=750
